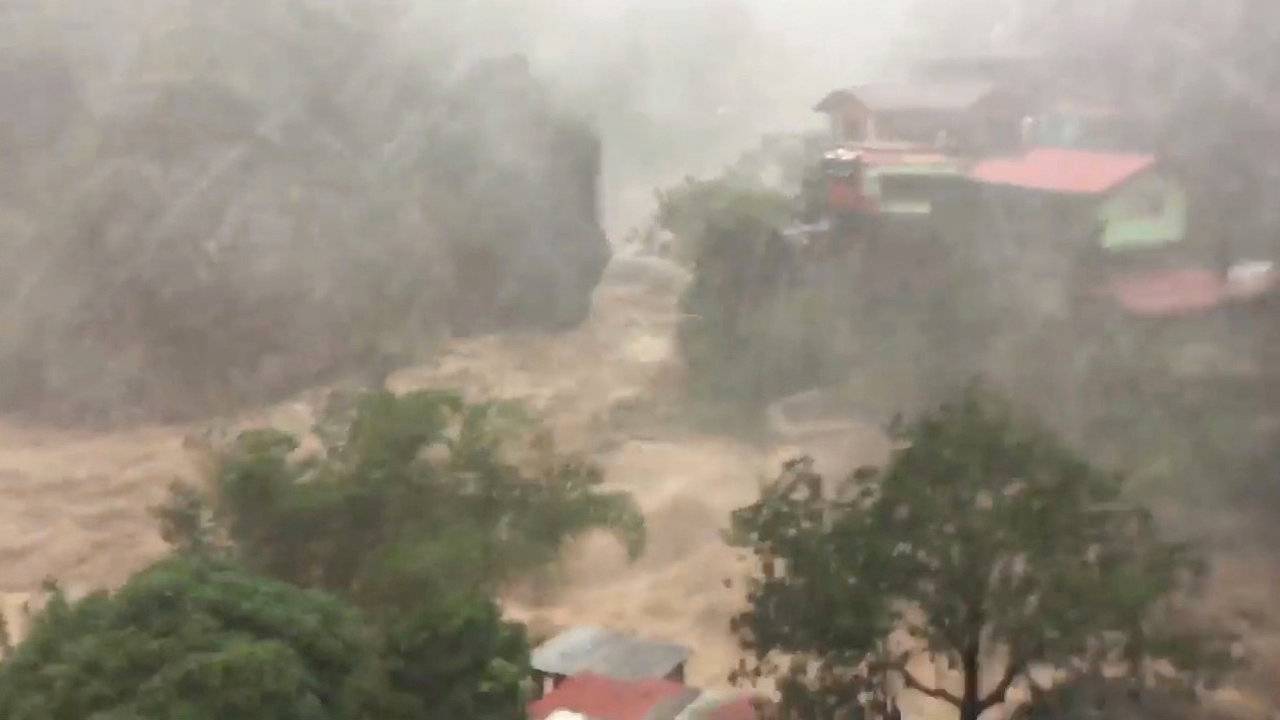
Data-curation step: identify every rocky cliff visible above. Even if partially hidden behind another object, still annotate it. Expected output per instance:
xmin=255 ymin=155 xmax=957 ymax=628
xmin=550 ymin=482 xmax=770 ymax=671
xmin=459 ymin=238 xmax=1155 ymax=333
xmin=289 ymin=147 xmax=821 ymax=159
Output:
xmin=0 ymin=2 xmax=609 ymax=424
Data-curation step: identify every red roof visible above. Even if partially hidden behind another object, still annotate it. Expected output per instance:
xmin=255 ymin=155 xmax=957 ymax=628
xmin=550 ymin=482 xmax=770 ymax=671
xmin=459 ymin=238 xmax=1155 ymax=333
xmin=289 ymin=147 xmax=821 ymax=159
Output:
xmin=529 ymin=674 xmax=698 ymax=720
xmin=1102 ymin=268 xmax=1226 ymax=317
xmin=969 ymin=148 xmax=1156 ymax=194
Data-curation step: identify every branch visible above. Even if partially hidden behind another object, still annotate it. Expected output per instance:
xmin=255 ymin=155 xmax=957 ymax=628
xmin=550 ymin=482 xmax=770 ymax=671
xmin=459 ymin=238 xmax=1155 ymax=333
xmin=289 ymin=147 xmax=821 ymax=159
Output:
xmin=977 ymin=659 xmax=1026 ymax=714
xmin=901 ymin=667 xmax=961 ymax=708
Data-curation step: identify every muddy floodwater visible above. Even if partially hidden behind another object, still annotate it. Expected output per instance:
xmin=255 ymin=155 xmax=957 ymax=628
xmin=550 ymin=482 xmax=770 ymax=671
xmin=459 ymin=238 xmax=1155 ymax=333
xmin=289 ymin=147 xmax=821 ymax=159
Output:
xmin=0 ymin=252 xmax=1275 ymax=717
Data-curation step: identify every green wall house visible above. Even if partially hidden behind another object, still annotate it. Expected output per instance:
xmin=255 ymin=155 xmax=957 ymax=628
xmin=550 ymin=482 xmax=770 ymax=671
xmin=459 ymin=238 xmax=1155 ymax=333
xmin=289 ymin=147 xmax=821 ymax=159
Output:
xmin=1096 ymin=170 xmax=1188 ymax=251
xmin=969 ymin=147 xmax=1187 ymax=252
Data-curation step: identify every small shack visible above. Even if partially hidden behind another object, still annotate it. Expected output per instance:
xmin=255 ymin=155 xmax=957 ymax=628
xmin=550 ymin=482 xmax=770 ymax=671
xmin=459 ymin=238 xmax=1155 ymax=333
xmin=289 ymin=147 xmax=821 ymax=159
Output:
xmin=814 ymin=80 xmax=1028 ymax=152
xmin=531 ymin=627 xmax=692 ymax=697
xmin=529 ymin=674 xmax=701 ymax=720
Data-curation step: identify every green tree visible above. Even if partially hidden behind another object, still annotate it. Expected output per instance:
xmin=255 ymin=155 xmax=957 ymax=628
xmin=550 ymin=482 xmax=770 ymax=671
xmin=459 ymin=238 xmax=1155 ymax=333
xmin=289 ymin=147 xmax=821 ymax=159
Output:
xmin=385 ymin=595 xmax=530 ymax=720
xmin=0 ymin=556 xmax=506 ymax=717
xmin=1014 ymin=673 xmax=1201 ymax=720
xmin=163 ymin=389 xmax=644 ymax=614
xmin=673 ymin=183 xmax=850 ymax=409
xmin=654 ymin=176 xmax=794 ymax=264
xmin=728 ymin=388 xmax=1235 ymax=720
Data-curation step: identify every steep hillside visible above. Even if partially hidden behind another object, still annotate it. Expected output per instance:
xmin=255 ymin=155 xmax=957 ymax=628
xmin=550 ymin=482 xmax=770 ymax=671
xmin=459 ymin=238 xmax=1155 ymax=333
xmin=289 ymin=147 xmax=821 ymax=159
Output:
xmin=0 ymin=1 xmax=608 ymax=424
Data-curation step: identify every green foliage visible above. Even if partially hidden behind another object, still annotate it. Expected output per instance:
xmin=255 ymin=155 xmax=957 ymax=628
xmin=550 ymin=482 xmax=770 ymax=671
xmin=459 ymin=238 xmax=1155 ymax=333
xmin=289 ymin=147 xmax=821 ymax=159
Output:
xmin=153 ymin=479 xmax=216 ymax=552
xmin=728 ymin=386 xmax=1236 ymax=720
xmin=673 ymin=184 xmax=847 ymax=408
xmin=668 ymin=166 xmax=981 ymax=413
xmin=655 ymin=176 xmax=795 ymax=264
xmin=0 ymin=612 xmax=10 ymax=658
xmin=1016 ymin=673 xmax=1202 ymax=720
xmin=0 ymin=555 xmax=531 ymax=720
xmin=166 ymin=389 xmax=644 ymax=614
xmin=384 ymin=596 xmax=530 ymax=720
xmin=0 ymin=556 xmax=410 ymax=720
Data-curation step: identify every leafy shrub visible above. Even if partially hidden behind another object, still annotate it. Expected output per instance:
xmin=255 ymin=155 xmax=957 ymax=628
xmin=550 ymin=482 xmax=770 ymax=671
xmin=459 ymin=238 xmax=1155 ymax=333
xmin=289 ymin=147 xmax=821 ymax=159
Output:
xmin=161 ymin=389 xmax=645 ymax=613
xmin=0 ymin=556 xmax=529 ymax=720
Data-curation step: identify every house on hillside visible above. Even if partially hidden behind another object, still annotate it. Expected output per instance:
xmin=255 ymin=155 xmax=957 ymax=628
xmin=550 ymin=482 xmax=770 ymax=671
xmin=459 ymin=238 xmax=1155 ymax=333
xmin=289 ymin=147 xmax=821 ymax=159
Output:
xmin=814 ymin=80 xmax=1031 ymax=152
xmin=531 ymin=627 xmax=691 ymax=698
xmin=821 ymin=146 xmax=966 ymax=229
xmin=965 ymin=147 xmax=1189 ymax=320
xmin=970 ymin=147 xmax=1187 ymax=254
xmin=528 ymin=674 xmax=701 ymax=720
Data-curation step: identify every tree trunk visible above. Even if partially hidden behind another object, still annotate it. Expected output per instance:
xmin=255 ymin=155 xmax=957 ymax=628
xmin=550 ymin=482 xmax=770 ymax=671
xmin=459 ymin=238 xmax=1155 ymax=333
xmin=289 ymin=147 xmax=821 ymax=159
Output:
xmin=960 ymin=640 xmax=982 ymax=720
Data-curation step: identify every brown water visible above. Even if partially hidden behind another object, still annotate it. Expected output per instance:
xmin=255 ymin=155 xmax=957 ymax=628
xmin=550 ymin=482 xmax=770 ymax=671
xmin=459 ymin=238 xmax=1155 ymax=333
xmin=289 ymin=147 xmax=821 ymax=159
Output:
xmin=0 ymin=253 xmax=783 ymax=669
xmin=0 ymin=253 xmax=1273 ymax=716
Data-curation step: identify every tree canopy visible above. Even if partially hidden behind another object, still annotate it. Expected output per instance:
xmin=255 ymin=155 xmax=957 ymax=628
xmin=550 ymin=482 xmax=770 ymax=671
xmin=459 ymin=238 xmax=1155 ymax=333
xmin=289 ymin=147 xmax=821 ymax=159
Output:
xmin=673 ymin=182 xmax=848 ymax=408
xmin=728 ymin=387 xmax=1236 ymax=720
xmin=0 ymin=555 xmax=528 ymax=720
xmin=162 ymin=389 xmax=645 ymax=615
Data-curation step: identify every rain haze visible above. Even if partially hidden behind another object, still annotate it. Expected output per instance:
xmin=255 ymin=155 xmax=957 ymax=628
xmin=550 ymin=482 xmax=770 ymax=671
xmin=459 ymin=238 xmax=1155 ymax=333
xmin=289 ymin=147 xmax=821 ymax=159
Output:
xmin=0 ymin=1 xmax=1277 ymax=719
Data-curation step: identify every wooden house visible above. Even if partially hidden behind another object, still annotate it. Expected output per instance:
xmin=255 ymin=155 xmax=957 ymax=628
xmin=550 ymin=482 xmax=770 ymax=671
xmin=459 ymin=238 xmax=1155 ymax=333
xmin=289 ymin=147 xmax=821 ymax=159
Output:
xmin=814 ymin=80 xmax=1030 ymax=153
xmin=969 ymin=147 xmax=1187 ymax=253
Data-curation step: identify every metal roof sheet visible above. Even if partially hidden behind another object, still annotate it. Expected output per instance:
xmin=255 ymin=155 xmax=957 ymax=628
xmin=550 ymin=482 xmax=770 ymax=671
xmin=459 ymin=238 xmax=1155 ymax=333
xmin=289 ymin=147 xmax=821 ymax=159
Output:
xmin=532 ymin=627 xmax=691 ymax=681
xmin=969 ymin=148 xmax=1156 ymax=194
xmin=528 ymin=674 xmax=700 ymax=720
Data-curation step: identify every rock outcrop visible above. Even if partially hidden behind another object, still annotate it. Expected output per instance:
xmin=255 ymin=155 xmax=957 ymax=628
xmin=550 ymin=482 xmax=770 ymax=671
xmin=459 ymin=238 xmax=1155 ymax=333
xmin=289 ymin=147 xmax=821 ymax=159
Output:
xmin=0 ymin=3 xmax=609 ymax=424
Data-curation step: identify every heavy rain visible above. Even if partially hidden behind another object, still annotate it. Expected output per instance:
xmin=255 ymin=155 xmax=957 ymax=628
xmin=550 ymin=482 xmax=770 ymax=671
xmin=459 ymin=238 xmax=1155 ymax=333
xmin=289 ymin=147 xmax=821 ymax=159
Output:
xmin=0 ymin=1 xmax=1276 ymax=718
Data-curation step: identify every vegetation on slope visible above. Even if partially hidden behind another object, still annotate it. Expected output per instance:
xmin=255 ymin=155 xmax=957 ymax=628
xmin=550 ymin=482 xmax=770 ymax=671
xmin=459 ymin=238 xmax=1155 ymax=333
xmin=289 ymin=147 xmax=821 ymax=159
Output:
xmin=729 ymin=387 xmax=1238 ymax=720
xmin=0 ymin=388 xmax=648 ymax=717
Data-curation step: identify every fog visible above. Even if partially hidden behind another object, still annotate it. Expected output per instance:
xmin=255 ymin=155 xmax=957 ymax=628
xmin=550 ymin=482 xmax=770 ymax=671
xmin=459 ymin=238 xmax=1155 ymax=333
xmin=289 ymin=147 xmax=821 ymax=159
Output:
xmin=463 ymin=0 xmax=917 ymax=232
xmin=0 ymin=0 xmax=1278 ymax=716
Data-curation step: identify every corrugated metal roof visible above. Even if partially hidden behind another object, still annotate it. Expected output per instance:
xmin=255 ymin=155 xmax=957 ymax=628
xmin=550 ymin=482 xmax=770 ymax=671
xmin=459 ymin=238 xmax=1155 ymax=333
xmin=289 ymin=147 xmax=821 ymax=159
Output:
xmin=533 ymin=627 xmax=691 ymax=681
xmin=969 ymin=148 xmax=1156 ymax=194
xmin=816 ymin=81 xmax=997 ymax=113
xmin=529 ymin=674 xmax=700 ymax=720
